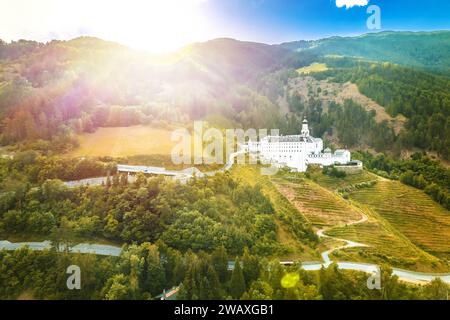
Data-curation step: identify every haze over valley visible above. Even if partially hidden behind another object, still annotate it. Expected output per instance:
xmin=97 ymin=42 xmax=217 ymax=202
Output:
xmin=0 ymin=0 xmax=449 ymax=302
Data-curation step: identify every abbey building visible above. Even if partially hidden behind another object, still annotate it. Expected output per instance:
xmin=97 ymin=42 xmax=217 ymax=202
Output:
xmin=247 ymin=119 xmax=360 ymax=173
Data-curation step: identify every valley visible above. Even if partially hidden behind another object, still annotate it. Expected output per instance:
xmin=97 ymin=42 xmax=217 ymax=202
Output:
xmin=1 ymin=30 xmax=449 ymax=300
xmin=3 ymin=164 xmax=449 ymax=285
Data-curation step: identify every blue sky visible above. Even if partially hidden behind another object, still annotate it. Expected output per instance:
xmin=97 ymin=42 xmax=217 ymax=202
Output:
xmin=1 ymin=0 xmax=449 ymax=52
xmin=203 ymin=0 xmax=450 ymax=44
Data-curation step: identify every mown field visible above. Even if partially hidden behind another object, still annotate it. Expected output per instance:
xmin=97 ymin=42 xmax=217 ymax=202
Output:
xmin=68 ymin=126 xmax=222 ymax=171
xmin=69 ymin=126 xmax=178 ymax=158
xmin=297 ymin=63 xmax=328 ymax=75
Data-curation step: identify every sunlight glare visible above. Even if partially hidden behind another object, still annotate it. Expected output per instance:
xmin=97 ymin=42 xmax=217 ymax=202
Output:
xmin=80 ymin=0 xmax=209 ymax=53
xmin=1 ymin=0 xmax=210 ymax=53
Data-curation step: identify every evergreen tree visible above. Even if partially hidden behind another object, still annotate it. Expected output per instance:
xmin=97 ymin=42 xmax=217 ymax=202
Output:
xmin=112 ymin=174 xmax=120 ymax=187
xmin=230 ymin=258 xmax=246 ymax=299
xmin=242 ymin=280 xmax=273 ymax=300
xmin=242 ymin=247 xmax=260 ymax=287
xmin=211 ymin=246 xmax=229 ymax=283
xmin=120 ymin=174 xmax=129 ymax=186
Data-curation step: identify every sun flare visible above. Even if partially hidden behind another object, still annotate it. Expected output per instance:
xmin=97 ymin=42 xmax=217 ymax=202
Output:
xmin=89 ymin=0 xmax=209 ymax=52
xmin=1 ymin=0 xmax=210 ymax=53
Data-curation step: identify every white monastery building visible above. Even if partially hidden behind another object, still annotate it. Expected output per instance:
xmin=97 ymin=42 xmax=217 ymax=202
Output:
xmin=247 ymin=119 xmax=358 ymax=172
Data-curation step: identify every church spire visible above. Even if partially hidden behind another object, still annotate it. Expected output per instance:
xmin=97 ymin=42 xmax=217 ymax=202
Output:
xmin=301 ymin=118 xmax=310 ymax=137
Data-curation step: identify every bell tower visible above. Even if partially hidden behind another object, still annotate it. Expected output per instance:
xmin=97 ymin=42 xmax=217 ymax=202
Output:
xmin=301 ymin=119 xmax=310 ymax=137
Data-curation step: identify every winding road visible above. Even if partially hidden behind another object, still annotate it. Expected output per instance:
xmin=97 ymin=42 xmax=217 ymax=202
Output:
xmin=316 ymin=212 xmax=369 ymax=267
xmin=298 ymin=209 xmax=450 ymax=285
xmin=6 ymin=148 xmax=450 ymax=285
xmin=2 ymin=204 xmax=449 ymax=284
xmin=0 ymin=240 xmax=121 ymax=256
xmin=64 ymin=147 xmax=247 ymax=188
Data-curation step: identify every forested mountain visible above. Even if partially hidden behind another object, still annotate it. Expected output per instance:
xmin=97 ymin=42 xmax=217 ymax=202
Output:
xmin=0 ymin=37 xmax=300 ymax=150
xmin=280 ymin=31 xmax=450 ymax=74
xmin=188 ymin=38 xmax=292 ymax=82
xmin=1 ymin=32 xmax=450 ymax=301
xmin=308 ymin=57 xmax=450 ymax=159
xmin=0 ymin=31 xmax=449 ymax=159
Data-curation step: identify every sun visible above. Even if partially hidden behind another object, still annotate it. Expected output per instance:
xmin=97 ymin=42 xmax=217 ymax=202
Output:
xmin=1 ymin=0 xmax=212 ymax=53
xmin=84 ymin=0 xmax=209 ymax=53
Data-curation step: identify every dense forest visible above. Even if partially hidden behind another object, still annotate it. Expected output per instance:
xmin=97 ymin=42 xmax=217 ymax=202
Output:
xmin=1 ymin=32 xmax=450 ymax=301
xmin=1 ymin=33 xmax=450 ymax=160
xmin=1 ymin=150 xmax=449 ymax=300
xmin=1 ymin=244 xmax=448 ymax=300
xmin=285 ymin=94 xmax=399 ymax=155
xmin=281 ymin=31 xmax=450 ymax=75
xmin=0 ymin=37 xmax=309 ymax=151
xmin=309 ymin=58 xmax=450 ymax=159
xmin=0 ymin=152 xmax=316 ymax=255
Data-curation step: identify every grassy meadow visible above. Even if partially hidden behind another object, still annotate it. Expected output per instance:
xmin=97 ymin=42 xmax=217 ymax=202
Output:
xmin=69 ymin=126 xmax=178 ymax=158
xmin=296 ymin=63 xmax=328 ymax=75
xmin=68 ymin=125 xmax=226 ymax=171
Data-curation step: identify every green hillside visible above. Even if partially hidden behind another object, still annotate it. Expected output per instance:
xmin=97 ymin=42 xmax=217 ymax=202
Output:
xmin=349 ymin=179 xmax=450 ymax=258
xmin=1 ymin=32 xmax=450 ymax=160
xmin=230 ymin=166 xmax=319 ymax=261
xmin=228 ymin=165 xmax=450 ymax=272
xmin=281 ymin=31 xmax=450 ymax=74
xmin=303 ymin=170 xmax=450 ymax=271
xmin=273 ymin=177 xmax=361 ymax=228
xmin=0 ymin=37 xmax=307 ymax=152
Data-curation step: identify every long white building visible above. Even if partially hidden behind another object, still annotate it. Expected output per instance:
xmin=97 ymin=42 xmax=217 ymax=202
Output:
xmin=248 ymin=119 xmax=355 ymax=172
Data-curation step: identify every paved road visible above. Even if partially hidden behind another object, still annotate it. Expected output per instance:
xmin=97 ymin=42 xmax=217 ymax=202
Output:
xmin=2 ymin=237 xmax=448 ymax=284
xmin=0 ymin=240 xmax=122 ymax=257
xmin=11 ymin=147 xmax=450 ymax=284
xmin=65 ymin=147 xmax=246 ymax=187
xmin=293 ymin=208 xmax=450 ymax=284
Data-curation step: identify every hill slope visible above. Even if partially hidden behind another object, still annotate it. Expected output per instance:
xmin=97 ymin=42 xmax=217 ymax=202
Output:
xmin=274 ymin=170 xmax=449 ymax=272
xmin=280 ymin=31 xmax=450 ymax=74
xmin=1 ymin=32 xmax=449 ymax=160
xmin=0 ymin=37 xmax=295 ymax=148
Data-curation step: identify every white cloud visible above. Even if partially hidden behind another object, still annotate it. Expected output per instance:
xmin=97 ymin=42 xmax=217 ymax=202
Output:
xmin=336 ymin=0 xmax=369 ymax=9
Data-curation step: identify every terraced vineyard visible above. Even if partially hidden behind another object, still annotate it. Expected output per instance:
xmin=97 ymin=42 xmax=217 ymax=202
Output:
xmin=326 ymin=213 xmax=444 ymax=272
xmin=276 ymin=170 xmax=449 ymax=272
xmin=308 ymin=169 xmax=377 ymax=191
xmin=349 ymin=180 xmax=450 ymax=259
xmin=229 ymin=167 xmax=450 ymax=271
xmin=273 ymin=178 xmax=361 ymax=227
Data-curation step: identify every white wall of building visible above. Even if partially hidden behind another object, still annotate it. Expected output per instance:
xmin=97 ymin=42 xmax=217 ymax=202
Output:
xmin=247 ymin=120 xmax=355 ymax=172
